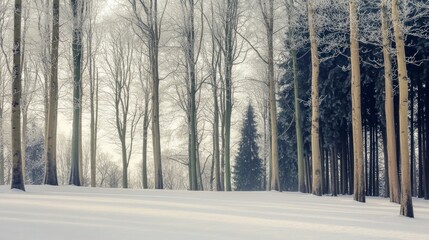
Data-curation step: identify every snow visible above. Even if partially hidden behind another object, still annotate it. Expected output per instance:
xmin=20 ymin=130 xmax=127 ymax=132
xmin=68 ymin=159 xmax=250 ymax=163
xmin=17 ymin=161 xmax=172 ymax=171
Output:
xmin=1 ymin=186 xmax=428 ymax=240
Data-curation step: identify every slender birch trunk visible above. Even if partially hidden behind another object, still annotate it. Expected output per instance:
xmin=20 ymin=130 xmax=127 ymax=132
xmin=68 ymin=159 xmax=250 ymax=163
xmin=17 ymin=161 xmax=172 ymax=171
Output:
xmin=392 ymin=0 xmax=414 ymax=218
xmin=307 ymin=0 xmax=322 ymax=196
xmin=381 ymin=0 xmax=400 ymax=203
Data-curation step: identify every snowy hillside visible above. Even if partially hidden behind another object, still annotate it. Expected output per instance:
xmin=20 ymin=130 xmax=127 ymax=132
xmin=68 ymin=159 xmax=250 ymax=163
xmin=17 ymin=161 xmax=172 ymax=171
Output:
xmin=1 ymin=186 xmax=428 ymax=240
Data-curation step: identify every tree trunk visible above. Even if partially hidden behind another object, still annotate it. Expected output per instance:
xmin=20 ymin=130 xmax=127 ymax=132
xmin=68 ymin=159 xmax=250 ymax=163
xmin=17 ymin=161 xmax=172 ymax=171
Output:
xmin=151 ymin=1 xmax=163 ymax=190
xmin=424 ymin=67 xmax=429 ymax=199
xmin=44 ymin=0 xmax=59 ymax=186
xmin=89 ymin=15 xmax=97 ymax=187
xmin=212 ymin=65 xmax=221 ymax=191
xmin=381 ymin=0 xmax=400 ymax=201
xmin=69 ymin=0 xmax=82 ymax=186
xmin=392 ymin=0 xmax=414 ymax=218
xmin=0 ymin=103 xmax=3 ymax=185
xmin=349 ymin=0 xmax=365 ymax=202
xmin=307 ymin=0 xmax=321 ymax=196
xmin=223 ymin=0 xmax=236 ymax=192
xmin=289 ymin=0 xmax=305 ymax=192
xmin=11 ymin=0 xmax=25 ymax=191
xmin=122 ymin=139 xmax=128 ymax=188
xmin=262 ymin=0 xmax=280 ymax=191
xmin=142 ymin=100 xmax=149 ymax=189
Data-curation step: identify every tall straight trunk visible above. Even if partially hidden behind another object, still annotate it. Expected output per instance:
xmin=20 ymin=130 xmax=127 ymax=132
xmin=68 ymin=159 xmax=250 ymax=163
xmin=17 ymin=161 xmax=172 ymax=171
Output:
xmin=90 ymin=64 xmax=96 ymax=187
xmin=209 ymin=0 xmax=221 ymax=191
xmin=376 ymin=130 xmax=380 ymax=196
xmin=262 ymin=0 xmax=280 ymax=191
xmin=44 ymin=0 xmax=59 ymax=185
xmin=417 ymin=79 xmax=423 ymax=198
xmin=212 ymin=67 xmax=221 ymax=191
xmin=349 ymin=126 xmax=354 ymax=195
xmin=331 ymin=147 xmax=337 ymax=196
xmin=382 ymin=0 xmax=400 ymax=202
xmin=224 ymin=0 xmax=238 ymax=192
xmin=89 ymin=12 xmax=97 ymax=187
xmin=121 ymin=140 xmax=128 ymax=188
xmin=382 ymin=128 xmax=390 ymax=197
xmin=70 ymin=0 xmax=82 ymax=186
xmin=21 ymin=109 xmax=27 ymax=181
xmin=421 ymin=70 xmax=429 ymax=199
xmin=410 ymin=82 xmax=415 ymax=196
xmin=350 ymin=0 xmax=365 ymax=202
xmin=293 ymin=50 xmax=306 ymax=192
xmin=0 ymin=104 xmax=3 ymax=185
xmin=78 ymin=91 xmax=83 ymax=184
xmin=149 ymin=1 xmax=163 ymax=190
xmin=217 ymin=53 xmax=225 ymax=190
xmin=307 ymin=0 xmax=321 ymax=196
xmin=392 ymin=0 xmax=414 ymax=218
xmin=289 ymin=0 xmax=305 ymax=192
xmin=182 ymin=0 xmax=199 ymax=191
xmin=11 ymin=0 xmax=25 ymax=191
xmin=142 ymin=99 xmax=149 ymax=189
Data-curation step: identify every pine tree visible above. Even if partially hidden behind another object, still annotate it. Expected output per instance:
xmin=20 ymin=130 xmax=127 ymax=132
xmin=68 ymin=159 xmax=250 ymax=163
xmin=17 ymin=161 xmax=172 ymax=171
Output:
xmin=233 ymin=104 xmax=264 ymax=191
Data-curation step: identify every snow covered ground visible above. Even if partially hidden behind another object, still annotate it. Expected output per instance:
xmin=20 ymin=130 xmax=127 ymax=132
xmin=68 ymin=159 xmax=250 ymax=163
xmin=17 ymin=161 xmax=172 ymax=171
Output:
xmin=0 ymin=186 xmax=428 ymax=240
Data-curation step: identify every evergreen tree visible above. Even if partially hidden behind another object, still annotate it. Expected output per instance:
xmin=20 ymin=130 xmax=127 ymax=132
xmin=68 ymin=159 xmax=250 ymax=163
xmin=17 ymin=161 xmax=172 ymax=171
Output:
xmin=233 ymin=104 xmax=264 ymax=191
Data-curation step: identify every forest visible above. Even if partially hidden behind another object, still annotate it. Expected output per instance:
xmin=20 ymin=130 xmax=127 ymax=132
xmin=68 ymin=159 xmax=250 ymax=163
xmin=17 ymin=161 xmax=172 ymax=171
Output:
xmin=1 ymin=0 xmax=428 ymax=220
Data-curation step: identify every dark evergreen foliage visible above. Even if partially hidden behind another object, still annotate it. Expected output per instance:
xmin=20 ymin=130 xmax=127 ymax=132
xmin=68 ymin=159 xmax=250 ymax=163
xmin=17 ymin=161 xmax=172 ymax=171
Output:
xmin=25 ymin=124 xmax=45 ymax=185
xmin=233 ymin=104 xmax=264 ymax=191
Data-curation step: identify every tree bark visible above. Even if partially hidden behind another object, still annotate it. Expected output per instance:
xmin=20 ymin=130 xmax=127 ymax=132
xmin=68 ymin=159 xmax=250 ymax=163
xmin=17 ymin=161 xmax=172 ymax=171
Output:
xmin=11 ymin=0 xmax=25 ymax=191
xmin=307 ymin=0 xmax=321 ymax=196
xmin=349 ymin=0 xmax=365 ymax=202
xmin=381 ymin=0 xmax=400 ymax=202
xmin=392 ymin=0 xmax=414 ymax=218
xmin=223 ymin=0 xmax=238 ymax=192
xmin=142 ymin=99 xmax=149 ymax=189
xmin=0 ymin=99 xmax=3 ymax=185
xmin=69 ymin=0 xmax=82 ymax=186
xmin=288 ymin=0 xmax=305 ymax=193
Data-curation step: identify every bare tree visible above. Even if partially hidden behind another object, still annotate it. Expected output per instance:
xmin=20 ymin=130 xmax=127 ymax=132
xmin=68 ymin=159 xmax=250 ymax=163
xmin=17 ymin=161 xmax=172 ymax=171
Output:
xmin=223 ymin=0 xmax=240 ymax=191
xmin=129 ymin=0 xmax=166 ymax=189
xmin=84 ymin=0 xmax=101 ymax=188
xmin=105 ymin=26 xmax=142 ymax=188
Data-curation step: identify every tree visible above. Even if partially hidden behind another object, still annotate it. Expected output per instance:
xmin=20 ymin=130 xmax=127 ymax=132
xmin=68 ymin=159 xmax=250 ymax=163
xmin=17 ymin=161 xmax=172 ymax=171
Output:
xmin=392 ymin=0 xmax=414 ymax=218
xmin=178 ymin=0 xmax=203 ymax=190
xmin=206 ymin=0 xmax=222 ymax=191
xmin=233 ymin=104 xmax=263 ymax=191
xmin=381 ymin=0 xmax=399 ymax=203
xmin=223 ymin=0 xmax=239 ymax=191
xmin=11 ymin=0 xmax=25 ymax=191
xmin=0 ymin=0 xmax=10 ymax=186
xmin=288 ymin=0 xmax=306 ymax=193
xmin=136 ymin=50 xmax=151 ymax=189
xmin=307 ymin=0 xmax=322 ymax=196
xmin=130 ymin=0 xmax=164 ymax=189
xmin=85 ymin=0 xmax=100 ymax=188
xmin=69 ymin=0 xmax=84 ymax=186
xmin=105 ymin=27 xmax=141 ymax=189
xmin=349 ymin=0 xmax=365 ymax=203
xmin=44 ymin=0 xmax=60 ymax=185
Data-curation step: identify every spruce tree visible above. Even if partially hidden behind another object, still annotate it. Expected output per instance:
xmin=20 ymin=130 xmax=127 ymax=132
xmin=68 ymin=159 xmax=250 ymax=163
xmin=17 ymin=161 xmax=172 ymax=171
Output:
xmin=233 ymin=104 xmax=264 ymax=191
